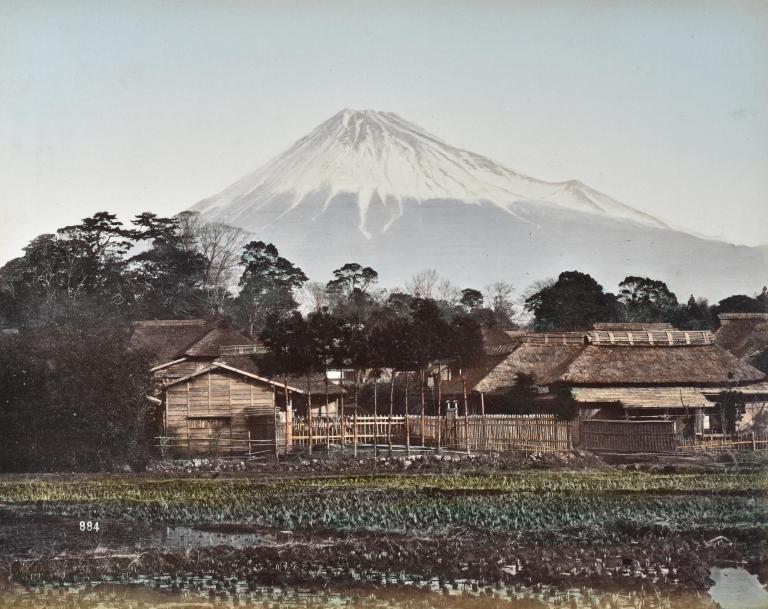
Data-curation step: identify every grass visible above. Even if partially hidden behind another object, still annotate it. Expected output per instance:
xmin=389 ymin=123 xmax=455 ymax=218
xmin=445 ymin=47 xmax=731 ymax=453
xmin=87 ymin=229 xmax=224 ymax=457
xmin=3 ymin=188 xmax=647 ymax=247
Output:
xmin=0 ymin=471 xmax=765 ymax=539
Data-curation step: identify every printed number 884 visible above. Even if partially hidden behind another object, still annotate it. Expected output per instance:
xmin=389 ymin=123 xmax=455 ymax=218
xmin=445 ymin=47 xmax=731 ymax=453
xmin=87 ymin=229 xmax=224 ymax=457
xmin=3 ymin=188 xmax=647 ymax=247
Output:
xmin=79 ymin=521 xmax=99 ymax=532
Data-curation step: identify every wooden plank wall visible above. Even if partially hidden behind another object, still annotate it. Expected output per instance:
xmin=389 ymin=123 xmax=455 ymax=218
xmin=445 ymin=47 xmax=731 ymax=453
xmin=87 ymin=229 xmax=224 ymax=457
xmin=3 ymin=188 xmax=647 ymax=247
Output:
xmin=165 ymin=369 xmax=275 ymax=454
xmin=580 ymin=420 xmax=676 ymax=453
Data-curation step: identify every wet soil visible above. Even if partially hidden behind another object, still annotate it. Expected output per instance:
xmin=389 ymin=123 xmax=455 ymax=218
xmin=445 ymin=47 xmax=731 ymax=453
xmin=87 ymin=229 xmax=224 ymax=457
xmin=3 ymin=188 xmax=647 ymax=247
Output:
xmin=1 ymin=508 xmax=764 ymax=596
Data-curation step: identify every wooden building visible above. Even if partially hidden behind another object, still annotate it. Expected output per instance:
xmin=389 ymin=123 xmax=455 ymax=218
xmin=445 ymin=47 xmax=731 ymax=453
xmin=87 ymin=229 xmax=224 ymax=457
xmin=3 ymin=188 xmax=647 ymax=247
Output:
xmin=132 ymin=319 xmax=344 ymax=454
xmin=449 ymin=324 xmax=767 ymax=441
xmin=715 ymin=313 xmax=768 ymax=369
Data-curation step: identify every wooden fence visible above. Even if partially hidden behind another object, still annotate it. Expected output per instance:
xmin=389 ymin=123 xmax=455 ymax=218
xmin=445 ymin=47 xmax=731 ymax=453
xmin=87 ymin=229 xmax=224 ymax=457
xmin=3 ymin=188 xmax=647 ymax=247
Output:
xmin=407 ymin=414 xmax=571 ymax=453
xmin=580 ymin=420 xmax=677 ymax=453
xmin=677 ymin=432 xmax=768 ymax=454
xmin=157 ymin=413 xmax=572 ymax=456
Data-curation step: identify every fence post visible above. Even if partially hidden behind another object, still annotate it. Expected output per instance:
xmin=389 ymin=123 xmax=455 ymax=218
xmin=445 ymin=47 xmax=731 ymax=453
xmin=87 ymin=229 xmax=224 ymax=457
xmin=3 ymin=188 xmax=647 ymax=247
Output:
xmin=480 ymin=392 xmax=486 ymax=451
xmin=373 ymin=379 xmax=379 ymax=457
xmin=420 ymin=370 xmax=426 ymax=448
xmin=462 ymin=376 xmax=470 ymax=454
xmin=752 ymin=431 xmax=757 ymax=452
xmin=247 ymin=430 xmax=251 ymax=458
xmin=353 ymin=408 xmax=358 ymax=457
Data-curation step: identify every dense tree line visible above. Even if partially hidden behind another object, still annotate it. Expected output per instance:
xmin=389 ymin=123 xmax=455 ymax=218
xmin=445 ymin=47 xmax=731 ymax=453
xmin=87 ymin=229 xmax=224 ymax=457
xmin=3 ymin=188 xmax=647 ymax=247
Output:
xmin=523 ymin=270 xmax=766 ymax=332
xmin=0 ymin=210 xmax=765 ymax=469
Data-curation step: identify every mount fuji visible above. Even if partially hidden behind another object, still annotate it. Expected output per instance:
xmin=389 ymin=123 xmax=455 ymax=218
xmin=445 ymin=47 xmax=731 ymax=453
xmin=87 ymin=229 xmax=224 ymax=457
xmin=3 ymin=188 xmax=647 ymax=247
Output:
xmin=191 ymin=109 xmax=766 ymax=300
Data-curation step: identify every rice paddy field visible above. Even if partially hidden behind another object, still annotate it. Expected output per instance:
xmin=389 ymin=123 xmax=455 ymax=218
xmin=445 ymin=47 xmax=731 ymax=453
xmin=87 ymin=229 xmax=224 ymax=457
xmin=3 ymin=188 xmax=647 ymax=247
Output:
xmin=0 ymin=466 xmax=766 ymax=607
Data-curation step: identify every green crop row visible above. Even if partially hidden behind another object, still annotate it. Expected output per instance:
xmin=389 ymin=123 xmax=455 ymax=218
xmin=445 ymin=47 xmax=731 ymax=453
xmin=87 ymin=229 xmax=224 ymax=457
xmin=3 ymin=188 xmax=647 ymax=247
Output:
xmin=1 ymin=470 xmax=765 ymax=505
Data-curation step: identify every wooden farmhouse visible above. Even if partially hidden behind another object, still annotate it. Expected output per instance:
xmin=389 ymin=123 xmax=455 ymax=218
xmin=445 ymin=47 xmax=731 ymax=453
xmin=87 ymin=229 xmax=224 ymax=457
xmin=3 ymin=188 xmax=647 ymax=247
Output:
xmin=131 ymin=319 xmax=344 ymax=454
xmin=446 ymin=322 xmax=767 ymax=440
xmin=715 ymin=313 xmax=768 ymax=369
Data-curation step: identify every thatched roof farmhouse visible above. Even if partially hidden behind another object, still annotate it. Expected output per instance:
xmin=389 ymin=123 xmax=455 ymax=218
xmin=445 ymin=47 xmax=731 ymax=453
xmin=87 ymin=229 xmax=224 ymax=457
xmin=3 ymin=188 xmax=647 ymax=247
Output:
xmin=132 ymin=319 xmax=344 ymax=454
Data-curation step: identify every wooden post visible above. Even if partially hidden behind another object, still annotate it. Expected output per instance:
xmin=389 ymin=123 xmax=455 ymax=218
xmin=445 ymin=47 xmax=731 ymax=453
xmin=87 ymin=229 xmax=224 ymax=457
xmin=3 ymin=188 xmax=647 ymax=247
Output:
xmin=353 ymin=406 xmax=358 ymax=457
xmin=480 ymin=392 xmax=486 ymax=451
xmin=752 ymin=431 xmax=757 ymax=452
xmin=247 ymin=430 xmax=251 ymax=458
xmin=405 ymin=372 xmax=411 ymax=456
xmin=306 ymin=374 xmax=313 ymax=455
xmin=284 ymin=376 xmax=291 ymax=452
xmin=462 ymin=374 xmax=470 ymax=454
xmin=273 ymin=384 xmax=280 ymax=462
xmin=340 ymin=377 xmax=346 ymax=447
xmin=373 ymin=378 xmax=379 ymax=456
xmin=388 ymin=370 xmax=395 ymax=456
xmin=420 ymin=369 xmax=426 ymax=447
xmin=324 ymin=372 xmax=331 ymax=449
xmin=436 ymin=365 xmax=442 ymax=450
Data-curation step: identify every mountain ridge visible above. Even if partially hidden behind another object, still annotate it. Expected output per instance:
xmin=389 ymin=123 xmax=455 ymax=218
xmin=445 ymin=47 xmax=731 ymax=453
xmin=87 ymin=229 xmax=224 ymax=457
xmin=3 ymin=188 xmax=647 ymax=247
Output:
xmin=190 ymin=109 xmax=765 ymax=300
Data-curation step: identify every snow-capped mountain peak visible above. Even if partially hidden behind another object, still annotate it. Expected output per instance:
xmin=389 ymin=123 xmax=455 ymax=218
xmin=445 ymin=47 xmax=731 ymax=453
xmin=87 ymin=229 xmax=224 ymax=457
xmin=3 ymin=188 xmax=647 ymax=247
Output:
xmin=192 ymin=108 xmax=666 ymax=235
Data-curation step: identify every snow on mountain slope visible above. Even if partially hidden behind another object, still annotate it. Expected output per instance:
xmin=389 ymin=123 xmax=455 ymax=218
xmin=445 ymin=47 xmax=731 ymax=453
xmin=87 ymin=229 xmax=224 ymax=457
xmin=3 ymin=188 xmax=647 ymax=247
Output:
xmin=192 ymin=109 xmax=667 ymax=236
xmin=189 ymin=109 xmax=766 ymax=300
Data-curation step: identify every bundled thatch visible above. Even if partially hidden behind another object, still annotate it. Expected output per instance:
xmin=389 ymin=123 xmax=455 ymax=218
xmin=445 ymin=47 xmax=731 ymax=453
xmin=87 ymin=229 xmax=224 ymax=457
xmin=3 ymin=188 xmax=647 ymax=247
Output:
xmin=131 ymin=319 xmax=211 ymax=365
xmin=131 ymin=319 xmax=264 ymax=365
xmin=184 ymin=324 xmax=263 ymax=357
xmin=475 ymin=344 xmax=586 ymax=393
xmin=702 ymin=381 xmax=768 ymax=399
xmin=715 ymin=313 xmax=768 ymax=362
xmin=481 ymin=327 xmax=524 ymax=355
xmin=592 ymin=322 xmax=674 ymax=331
xmin=218 ymin=354 xmax=346 ymax=396
xmin=523 ymin=332 xmax=587 ymax=346
xmin=571 ymin=386 xmax=713 ymax=409
xmin=588 ymin=330 xmax=714 ymax=346
xmin=561 ymin=344 xmax=765 ymax=386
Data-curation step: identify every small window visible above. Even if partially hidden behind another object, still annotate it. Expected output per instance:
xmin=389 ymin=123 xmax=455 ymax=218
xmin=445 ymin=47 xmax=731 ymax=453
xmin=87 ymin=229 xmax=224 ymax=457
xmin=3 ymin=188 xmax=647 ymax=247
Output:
xmin=189 ymin=417 xmax=230 ymax=430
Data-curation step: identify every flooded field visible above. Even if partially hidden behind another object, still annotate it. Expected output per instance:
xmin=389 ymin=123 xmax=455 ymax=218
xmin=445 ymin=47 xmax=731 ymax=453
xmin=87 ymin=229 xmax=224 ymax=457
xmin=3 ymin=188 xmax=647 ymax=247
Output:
xmin=2 ymin=567 xmax=767 ymax=609
xmin=0 ymin=469 xmax=766 ymax=607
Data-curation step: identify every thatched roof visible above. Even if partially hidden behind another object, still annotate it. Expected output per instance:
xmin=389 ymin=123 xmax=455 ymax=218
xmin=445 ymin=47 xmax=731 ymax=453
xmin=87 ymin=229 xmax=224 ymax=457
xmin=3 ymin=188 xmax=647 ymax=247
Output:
xmin=588 ymin=330 xmax=714 ymax=346
xmin=184 ymin=325 xmax=263 ymax=357
xmin=475 ymin=343 xmax=586 ymax=393
xmin=592 ymin=322 xmax=674 ymax=331
xmin=131 ymin=319 xmax=263 ymax=365
xmin=571 ymin=386 xmax=714 ymax=409
xmin=523 ymin=332 xmax=587 ymax=346
xmin=218 ymin=354 xmax=345 ymax=396
xmin=481 ymin=327 xmax=523 ymax=355
xmin=131 ymin=319 xmax=211 ymax=365
xmin=561 ymin=344 xmax=765 ymax=386
xmin=701 ymin=381 xmax=768 ymax=399
xmin=715 ymin=313 xmax=768 ymax=362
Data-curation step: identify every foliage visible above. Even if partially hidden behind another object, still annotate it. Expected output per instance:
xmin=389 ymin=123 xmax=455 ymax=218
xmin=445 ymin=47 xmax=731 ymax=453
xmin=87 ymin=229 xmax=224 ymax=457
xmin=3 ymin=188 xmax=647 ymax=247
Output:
xmin=234 ymin=241 xmax=307 ymax=336
xmin=0 ymin=304 xmax=152 ymax=471
xmin=0 ymin=472 xmax=763 ymax=539
xmin=716 ymin=390 xmax=746 ymax=435
xmin=617 ymin=276 xmax=678 ymax=323
xmin=524 ymin=271 xmax=621 ymax=331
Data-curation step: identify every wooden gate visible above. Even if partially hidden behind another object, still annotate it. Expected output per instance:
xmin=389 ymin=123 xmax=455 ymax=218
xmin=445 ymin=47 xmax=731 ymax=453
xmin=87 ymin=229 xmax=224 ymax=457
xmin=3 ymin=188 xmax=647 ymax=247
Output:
xmin=580 ymin=419 xmax=676 ymax=453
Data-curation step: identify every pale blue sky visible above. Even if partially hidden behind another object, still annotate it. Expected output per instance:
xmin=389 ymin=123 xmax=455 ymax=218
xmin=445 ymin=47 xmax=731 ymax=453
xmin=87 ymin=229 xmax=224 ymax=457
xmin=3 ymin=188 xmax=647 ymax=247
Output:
xmin=1 ymin=0 xmax=767 ymax=264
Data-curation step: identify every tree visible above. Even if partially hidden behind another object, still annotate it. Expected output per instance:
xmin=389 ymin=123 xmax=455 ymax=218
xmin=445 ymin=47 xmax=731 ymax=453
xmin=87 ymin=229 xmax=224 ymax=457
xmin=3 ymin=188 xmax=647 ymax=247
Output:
xmin=617 ymin=276 xmax=678 ymax=323
xmin=0 ymin=303 xmax=152 ymax=471
xmin=405 ymin=269 xmax=440 ymax=298
xmin=459 ymin=288 xmax=483 ymax=311
xmin=193 ymin=221 xmax=250 ymax=316
xmin=234 ymin=241 xmax=307 ymax=336
xmin=126 ymin=213 xmax=209 ymax=319
xmin=524 ymin=271 xmax=620 ymax=330
xmin=712 ymin=293 xmax=768 ymax=317
xmin=326 ymin=263 xmax=378 ymax=300
xmin=717 ymin=390 xmax=746 ymax=435
xmin=484 ymin=281 xmax=517 ymax=328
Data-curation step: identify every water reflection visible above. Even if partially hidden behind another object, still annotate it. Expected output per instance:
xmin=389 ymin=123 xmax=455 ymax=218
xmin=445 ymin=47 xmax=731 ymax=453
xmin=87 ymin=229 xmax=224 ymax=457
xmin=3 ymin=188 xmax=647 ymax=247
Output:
xmin=0 ymin=579 xmax=728 ymax=609
xmin=709 ymin=567 xmax=768 ymax=609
